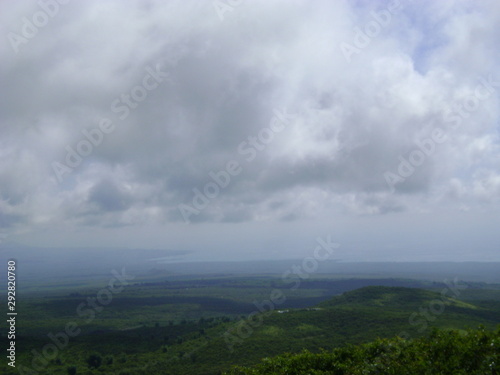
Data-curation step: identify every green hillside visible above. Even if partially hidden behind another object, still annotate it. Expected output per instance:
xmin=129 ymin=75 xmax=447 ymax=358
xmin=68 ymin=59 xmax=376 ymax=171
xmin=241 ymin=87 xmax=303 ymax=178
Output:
xmin=318 ymin=285 xmax=475 ymax=309
xmin=8 ymin=285 xmax=500 ymax=375
xmin=224 ymin=327 xmax=500 ymax=374
xmin=141 ymin=286 xmax=500 ymax=374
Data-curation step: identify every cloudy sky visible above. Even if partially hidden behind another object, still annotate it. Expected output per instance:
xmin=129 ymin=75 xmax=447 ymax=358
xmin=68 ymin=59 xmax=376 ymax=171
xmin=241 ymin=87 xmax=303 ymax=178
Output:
xmin=0 ymin=0 xmax=499 ymax=262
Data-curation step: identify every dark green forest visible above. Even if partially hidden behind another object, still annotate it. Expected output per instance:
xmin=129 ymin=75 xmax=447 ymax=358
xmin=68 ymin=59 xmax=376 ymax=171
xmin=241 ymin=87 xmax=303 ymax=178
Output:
xmin=5 ymin=276 xmax=500 ymax=375
xmin=225 ymin=327 xmax=500 ymax=374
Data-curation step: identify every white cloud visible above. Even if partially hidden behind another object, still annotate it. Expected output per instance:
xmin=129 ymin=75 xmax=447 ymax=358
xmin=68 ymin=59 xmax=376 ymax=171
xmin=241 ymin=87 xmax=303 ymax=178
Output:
xmin=0 ymin=0 xmax=498 ymax=260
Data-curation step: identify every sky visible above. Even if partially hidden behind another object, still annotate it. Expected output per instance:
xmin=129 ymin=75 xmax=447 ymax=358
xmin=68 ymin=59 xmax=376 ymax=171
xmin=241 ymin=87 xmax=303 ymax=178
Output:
xmin=0 ymin=0 xmax=499 ymax=262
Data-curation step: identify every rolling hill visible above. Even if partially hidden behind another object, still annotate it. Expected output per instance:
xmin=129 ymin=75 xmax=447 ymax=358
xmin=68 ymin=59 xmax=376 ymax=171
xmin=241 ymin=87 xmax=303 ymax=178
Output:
xmin=8 ymin=285 xmax=500 ymax=375
xmin=144 ymin=286 xmax=500 ymax=374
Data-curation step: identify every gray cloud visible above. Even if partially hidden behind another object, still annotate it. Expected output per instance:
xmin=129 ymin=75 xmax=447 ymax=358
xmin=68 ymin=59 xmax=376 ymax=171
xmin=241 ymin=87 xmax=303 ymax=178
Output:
xmin=0 ymin=0 xmax=499 ymax=260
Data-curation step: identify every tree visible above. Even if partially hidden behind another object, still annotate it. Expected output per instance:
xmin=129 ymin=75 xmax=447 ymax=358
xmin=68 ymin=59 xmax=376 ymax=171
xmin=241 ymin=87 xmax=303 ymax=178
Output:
xmin=105 ymin=355 xmax=114 ymax=365
xmin=86 ymin=353 xmax=102 ymax=369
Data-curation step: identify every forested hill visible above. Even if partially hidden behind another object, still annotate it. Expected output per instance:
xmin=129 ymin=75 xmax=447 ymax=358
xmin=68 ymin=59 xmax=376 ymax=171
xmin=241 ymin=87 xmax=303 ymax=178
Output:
xmin=224 ymin=327 xmax=500 ymax=374
xmin=8 ymin=285 xmax=500 ymax=374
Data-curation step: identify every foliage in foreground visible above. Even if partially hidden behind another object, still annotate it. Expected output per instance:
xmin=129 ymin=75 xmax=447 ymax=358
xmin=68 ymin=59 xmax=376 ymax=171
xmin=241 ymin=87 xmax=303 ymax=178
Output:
xmin=225 ymin=327 xmax=500 ymax=375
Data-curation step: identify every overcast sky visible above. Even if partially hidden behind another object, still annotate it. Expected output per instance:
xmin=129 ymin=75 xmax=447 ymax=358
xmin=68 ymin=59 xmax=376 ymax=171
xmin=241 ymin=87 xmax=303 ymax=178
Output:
xmin=0 ymin=0 xmax=499 ymax=262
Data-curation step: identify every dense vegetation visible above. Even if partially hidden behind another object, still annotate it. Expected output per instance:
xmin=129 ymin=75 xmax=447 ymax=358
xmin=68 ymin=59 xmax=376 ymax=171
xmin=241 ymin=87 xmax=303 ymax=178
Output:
xmin=225 ymin=327 xmax=500 ymax=374
xmin=5 ymin=277 xmax=500 ymax=374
